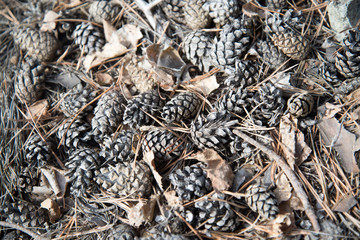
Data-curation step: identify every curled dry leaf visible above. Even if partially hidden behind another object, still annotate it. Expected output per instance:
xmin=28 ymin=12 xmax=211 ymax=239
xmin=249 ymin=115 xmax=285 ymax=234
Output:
xmin=41 ymin=11 xmax=61 ymax=32
xmin=40 ymin=167 xmax=69 ymax=198
xmin=242 ymin=2 xmax=267 ymax=18
xmin=268 ymin=213 xmax=295 ymax=237
xmin=187 ymin=75 xmax=219 ymax=96
xmin=41 ymin=199 xmax=61 ymax=223
xmin=189 ymin=149 xmax=234 ymax=192
xmin=96 ymin=72 xmax=113 ymax=85
xmin=143 ymin=150 xmax=163 ymax=191
xmin=128 ymin=197 xmax=157 ymax=227
xmin=164 ymin=190 xmax=184 ymax=211
xmin=295 ymin=130 xmax=312 ymax=166
xmin=25 ymin=99 xmax=49 ymax=121
xmin=318 ymin=104 xmax=359 ymax=173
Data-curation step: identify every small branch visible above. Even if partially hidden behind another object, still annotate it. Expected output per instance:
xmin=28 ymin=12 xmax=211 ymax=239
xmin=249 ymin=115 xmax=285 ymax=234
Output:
xmin=233 ymin=129 xmax=321 ymax=232
xmin=134 ymin=0 xmax=162 ymax=30
xmin=0 ymin=221 xmax=50 ymax=240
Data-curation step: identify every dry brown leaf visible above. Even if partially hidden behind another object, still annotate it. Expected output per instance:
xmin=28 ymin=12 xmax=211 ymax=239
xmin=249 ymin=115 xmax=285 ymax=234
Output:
xmin=321 ymin=103 xmax=343 ymax=119
xmin=332 ymin=193 xmax=358 ymax=212
xmin=318 ymin=105 xmax=359 ymax=173
xmin=295 ymin=130 xmax=312 ymax=165
xmin=280 ymin=115 xmax=297 ymax=169
xmin=143 ymin=150 xmax=163 ymax=191
xmin=190 ymin=149 xmax=234 ymax=192
xmin=40 ymin=11 xmax=61 ymax=32
xmin=274 ymin=173 xmax=292 ymax=203
xmin=350 ymin=105 xmax=360 ymax=121
xmin=25 ymin=99 xmax=49 ymax=120
xmin=164 ymin=190 xmax=184 ymax=211
xmin=267 ymin=213 xmax=294 ymax=238
xmin=54 ymin=72 xmax=81 ymax=88
xmin=128 ymin=197 xmax=156 ymax=227
xmin=41 ymin=199 xmax=61 ymax=223
xmin=289 ymin=191 xmax=305 ymax=211
xmin=188 ymin=75 xmax=219 ymax=96
xmin=242 ymin=2 xmax=267 ymax=18
xmin=102 ymin=20 xmax=116 ymax=42
xmin=96 ymin=72 xmax=113 ymax=85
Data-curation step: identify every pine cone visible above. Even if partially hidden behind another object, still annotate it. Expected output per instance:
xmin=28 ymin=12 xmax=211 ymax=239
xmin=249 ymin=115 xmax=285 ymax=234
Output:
xmin=142 ymin=129 xmax=186 ymax=162
xmin=245 ymin=181 xmax=279 ymax=220
xmin=24 ymin=134 xmax=51 ymax=166
xmin=190 ymin=111 xmax=238 ymax=153
xmin=109 ymin=224 xmax=137 ymax=240
xmin=184 ymin=193 xmax=238 ymax=231
xmin=15 ymin=58 xmax=45 ymax=104
xmin=184 ymin=0 xmax=211 ymax=30
xmin=89 ymin=0 xmax=121 ymax=23
xmin=0 ymin=201 xmax=49 ymax=229
xmin=125 ymin=55 xmax=156 ymax=93
xmin=183 ymin=30 xmax=213 ymax=72
xmin=59 ymin=83 xmax=96 ymax=118
xmin=217 ymin=88 xmax=250 ymax=114
xmin=256 ymin=40 xmax=288 ymax=70
xmin=57 ymin=118 xmax=92 ymax=150
xmin=2 ymin=231 xmax=29 ymax=240
xmin=123 ymin=91 xmax=165 ymax=129
xmin=96 ymin=162 xmax=153 ymax=198
xmin=335 ymin=29 xmax=360 ymax=78
xmin=11 ymin=28 xmax=60 ymax=61
xmin=18 ymin=165 xmax=39 ymax=194
xmin=91 ymin=89 xmax=125 ymax=142
xmin=162 ymin=0 xmax=186 ymax=25
xmin=148 ymin=210 xmax=187 ymax=235
xmin=318 ymin=62 xmax=342 ymax=87
xmin=266 ymin=0 xmax=287 ymax=9
xmin=100 ymin=130 xmax=138 ymax=164
xmin=210 ymin=17 xmax=252 ymax=71
xmin=72 ymin=23 xmax=105 ymax=54
xmin=140 ymin=233 xmax=189 ymax=240
xmin=266 ymin=10 xmax=310 ymax=60
xmin=203 ymin=0 xmax=241 ymax=26
xmin=65 ymin=148 xmax=99 ymax=196
xmin=224 ymin=60 xmax=259 ymax=88
xmin=249 ymin=82 xmax=285 ymax=126
xmin=162 ymin=92 xmax=201 ymax=123
xmin=169 ymin=162 xmax=212 ymax=201
xmin=287 ymin=92 xmax=314 ymax=118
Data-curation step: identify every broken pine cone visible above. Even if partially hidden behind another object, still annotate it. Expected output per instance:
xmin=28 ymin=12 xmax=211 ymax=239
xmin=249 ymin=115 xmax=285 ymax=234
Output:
xmin=287 ymin=92 xmax=314 ymax=118
xmin=24 ymin=133 xmax=51 ymax=166
xmin=125 ymin=55 xmax=156 ymax=93
xmin=95 ymin=161 xmax=153 ymax=198
xmin=72 ymin=22 xmax=105 ymax=54
xmin=169 ymin=162 xmax=212 ymax=201
xmin=203 ymin=0 xmax=241 ymax=26
xmin=162 ymin=92 xmax=201 ymax=123
xmin=88 ymin=0 xmax=122 ymax=24
xmin=183 ymin=30 xmax=213 ymax=72
xmin=142 ymin=129 xmax=186 ymax=162
xmin=245 ymin=181 xmax=279 ymax=220
xmin=11 ymin=28 xmax=60 ymax=61
xmin=91 ymin=89 xmax=125 ymax=143
xmin=65 ymin=148 xmax=99 ymax=196
xmin=15 ymin=58 xmax=45 ymax=104
xmin=123 ymin=90 xmax=165 ymax=129
xmin=57 ymin=118 xmax=92 ymax=150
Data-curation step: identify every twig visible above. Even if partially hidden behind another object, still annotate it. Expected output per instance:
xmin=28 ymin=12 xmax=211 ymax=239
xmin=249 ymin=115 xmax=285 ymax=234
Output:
xmin=0 ymin=221 xmax=50 ymax=240
xmin=134 ymin=0 xmax=163 ymax=30
xmin=233 ymin=129 xmax=321 ymax=232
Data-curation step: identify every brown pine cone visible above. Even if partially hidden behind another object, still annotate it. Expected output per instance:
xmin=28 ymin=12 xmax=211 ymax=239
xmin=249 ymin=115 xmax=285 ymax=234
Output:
xmin=89 ymin=0 xmax=121 ymax=23
xmin=287 ymin=92 xmax=314 ymax=118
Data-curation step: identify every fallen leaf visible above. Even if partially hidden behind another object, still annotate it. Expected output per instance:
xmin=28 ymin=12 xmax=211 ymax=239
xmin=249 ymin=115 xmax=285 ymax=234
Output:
xmin=164 ymin=190 xmax=184 ymax=211
xmin=295 ymin=130 xmax=312 ymax=165
xmin=289 ymin=191 xmax=304 ymax=211
xmin=128 ymin=197 xmax=156 ymax=227
xmin=267 ymin=213 xmax=294 ymax=238
xmin=242 ymin=2 xmax=267 ymax=18
xmin=274 ymin=173 xmax=292 ymax=203
xmin=41 ymin=167 xmax=69 ymax=198
xmin=41 ymin=199 xmax=61 ymax=223
xmin=318 ymin=105 xmax=359 ymax=173
xmin=321 ymin=103 xmax=343 ymax=119
xmin=189 ymin=149 xmax=234 ymax=192
xmin=350 ymin=105 xmax=360 ymax=121
xmin=157 ymin=46 xmax=186 ymax=77
xmin=332 ymin=193 xmax=358 ymax=212
xmin=40 ymin=11 xmax=61 ymax=32
xmin=187 ymin=75 xmax=219 ymax=96
xmin=25 ymin=99 xmax=49 ymax=121
xmin=96 ymin=72 xmax=113 ymax=85
xmin=143 ymin=150 xmax=163 ymax=191
xmin=102 ymin=20 xmax=116 ymax=42
xmin=53 ymin=72 xmax=81 ymax=88
xmin=280 ymin=115 xmax=297 ymax=169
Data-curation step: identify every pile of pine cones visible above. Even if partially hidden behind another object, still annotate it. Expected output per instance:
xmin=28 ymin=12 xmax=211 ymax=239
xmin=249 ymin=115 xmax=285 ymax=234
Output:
xmin=0 ymin=0 xmax=357 ymax=239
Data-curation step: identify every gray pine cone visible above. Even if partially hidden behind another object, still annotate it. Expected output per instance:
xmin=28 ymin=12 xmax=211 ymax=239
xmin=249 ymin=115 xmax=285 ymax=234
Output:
xmin=59 ymin=83 xmax=96 ymax=118
xmin=100 ymin=130 xmax=137 ymax=164
xmin=169 ymin=162 xmax=212 ymax=201
xmin=266 ymin=0 xmax=287 ymax=9
xmin=183 ymin=30 xmax=213 ymax=72
xmin=24 ymin=134 xmax=51 ymax=166
xmin=203 ymin=0 xmax=241 ymax=26
xmin=256 ymin=40 xmax=288 ymax=70
xmin=162 ymin=92 xmax=201 ymax=123
xmin=123 ymin=91 xmax=165 ymax=129
xmin=224 ymin=60 xmax=259 ymax=88
xmin=318 ymin=62 xmax=342 ymax=87
xmin=287 ymin=92 xmax=314 ymax=118
xmin=11 ymin=28 xmax=60 ymax=61
xmin=249 ymin=82 xmax=285 ymax=126
xmin=217 ymin=87 xmax=250 ymax=114
xmin=140 ymin=233 xmax=189 ymax=240
xmin=210 ymin=17 xmax=252 ymax=71
xmin=57 ymin=118 xmax=92 ymax=150
xmin=335 ymin=29 xmax=360 ymax=78
xmin=89 ymin=0 xmax=121 ymax=23
xmin=142 ymin=129 xmax=186 ymax=162
xmin=18 ymin=166 xmax=39 ymax=194
xmin=2 ymin=231 xmax=29 ymax=240
xmin=65 ymin=148 xmax=99 ymax=196
xmin=162 ymin=0 xmax=186 ymax=25
xmin=15 ymin=58 xmax=45 ymax=104
xmin=95 ymin=162 xmax=153 ymax=198
xmin=245 ymin=181 xmax=279 ymax=220
xmin=72 ymin=23 xmax=105 ymax=54
xmin=108 ymin=224 xmax=137 ymax=240
xmin=190 ymin=111 xmax=238 ymax=153
xmin=91 ymin=89 xmax=125 ymax=142
xmin=184 ymin=193 xmax=238 ymax=231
